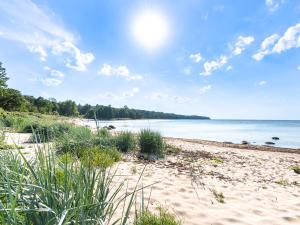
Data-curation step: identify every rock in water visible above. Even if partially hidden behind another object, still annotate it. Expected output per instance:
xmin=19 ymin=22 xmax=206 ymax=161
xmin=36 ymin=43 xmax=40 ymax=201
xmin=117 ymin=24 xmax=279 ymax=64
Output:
xmin=265 ymin=141 xmax=275 ymax=145
xmin=108 ymin=125 xmax=116 ymax=129
xmin=272 ymin=137 xmax=280 ymax=140
xmin=241 ymin=141 xmax=249 ymax=145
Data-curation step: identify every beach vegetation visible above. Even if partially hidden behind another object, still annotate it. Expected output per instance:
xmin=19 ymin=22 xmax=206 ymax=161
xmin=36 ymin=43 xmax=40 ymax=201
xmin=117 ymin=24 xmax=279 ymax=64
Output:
xmin=134 ymin=207 xmax=181 ymax=225
xmin=0 ymin=146 xmax=141 ymax=225
xmin=115 ymin=131 xmax=136 ymax=152
xmin=210 ymin=157 xmax=224 ymax=166
xmin=164 ymin=144 xmax=181 ymax=155
xmin=275 ymin=179 xmax=289 ymax=186
xmin=80 ymin=146 xmax=122 ymax=168
xmin=212 ymin=189 xmax=225 ymax=203
xmin=289 ymin=165 xmax=300 ymax=174
xmin=138 ymin=129 xmax=164 ymax=157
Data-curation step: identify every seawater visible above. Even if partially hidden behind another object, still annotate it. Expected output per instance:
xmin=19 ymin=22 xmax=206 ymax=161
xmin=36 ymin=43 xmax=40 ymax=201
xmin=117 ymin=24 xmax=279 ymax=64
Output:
xmin=82 ymin=119 xmax=300 ymax=149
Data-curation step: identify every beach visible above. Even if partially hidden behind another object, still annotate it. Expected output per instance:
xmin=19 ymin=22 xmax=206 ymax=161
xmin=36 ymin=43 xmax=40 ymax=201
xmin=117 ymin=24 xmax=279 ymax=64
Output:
xmin=5 ymin=131 xmax=300 ymax=225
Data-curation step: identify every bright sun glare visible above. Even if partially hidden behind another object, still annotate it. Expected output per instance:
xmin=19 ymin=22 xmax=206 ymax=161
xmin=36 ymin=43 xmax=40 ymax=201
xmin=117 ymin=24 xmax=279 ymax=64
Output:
xmin=132 ymin=9 xmax=169 ymax=51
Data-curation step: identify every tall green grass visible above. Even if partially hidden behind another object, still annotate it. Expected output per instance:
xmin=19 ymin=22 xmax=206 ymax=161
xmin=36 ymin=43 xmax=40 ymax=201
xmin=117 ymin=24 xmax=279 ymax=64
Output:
xmin=134 ymin=207 xmax=181 ymax=225
xmin=0 ymin=146 xmax=139 ymax=224
xmin=115 ymin=131 xmax=136 ymax=153
xmin=138 ymin=129 xmax=164 ymax=157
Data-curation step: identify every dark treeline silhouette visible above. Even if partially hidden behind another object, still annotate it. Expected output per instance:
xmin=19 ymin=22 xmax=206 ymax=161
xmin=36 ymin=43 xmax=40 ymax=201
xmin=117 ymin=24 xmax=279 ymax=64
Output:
xmin=0 ymin=62 xmax=210 ymax=120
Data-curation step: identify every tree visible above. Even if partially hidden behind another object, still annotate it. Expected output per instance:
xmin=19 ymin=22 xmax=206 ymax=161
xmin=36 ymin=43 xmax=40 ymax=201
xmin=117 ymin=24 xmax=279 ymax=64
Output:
xmin=0 ymin=62 xmax=9 ymax=88
xmin=0 ymin=88 xmax=27 ymax=111
xmin=58 ymin=100 xmax=79 ymax=116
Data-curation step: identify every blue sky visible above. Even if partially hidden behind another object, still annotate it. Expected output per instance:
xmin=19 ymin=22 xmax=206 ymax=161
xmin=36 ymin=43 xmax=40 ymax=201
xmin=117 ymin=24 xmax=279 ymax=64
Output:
xmin=0 ymin=0 xmax=300 ymax=119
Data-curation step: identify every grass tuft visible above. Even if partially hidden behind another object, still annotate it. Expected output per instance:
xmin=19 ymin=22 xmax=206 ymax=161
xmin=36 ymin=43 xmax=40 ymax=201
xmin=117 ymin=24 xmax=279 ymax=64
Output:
xmin=134 ymin=207 xmax=181 ymax=225
xmin=115 ymin=131 xmax=136 ymax=152
xmin=138 ymin=129 xmax=164 ymax=157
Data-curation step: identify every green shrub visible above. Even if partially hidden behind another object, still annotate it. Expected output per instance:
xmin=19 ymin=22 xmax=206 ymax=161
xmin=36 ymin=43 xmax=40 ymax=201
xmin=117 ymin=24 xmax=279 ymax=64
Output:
xmin=80 ymin=146 xmax=121 ymax=168
xmin=138 ymin=129 xmax=164 ymax=156
xmin=134 ymin=207 xmax=181 ymax=225
xmin=115 ymin=131 xmax=136 ymax=152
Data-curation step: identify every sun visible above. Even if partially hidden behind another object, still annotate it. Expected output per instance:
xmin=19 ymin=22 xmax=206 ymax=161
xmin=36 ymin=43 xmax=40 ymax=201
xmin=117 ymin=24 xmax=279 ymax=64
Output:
xmin=131 ymin=9 xmax=169 ymax=51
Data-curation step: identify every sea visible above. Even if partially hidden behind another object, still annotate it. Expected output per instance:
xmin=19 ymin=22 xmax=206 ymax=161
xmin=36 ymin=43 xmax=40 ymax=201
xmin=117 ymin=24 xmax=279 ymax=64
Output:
xmin=81 ymin=119 xmax=300 ymax=149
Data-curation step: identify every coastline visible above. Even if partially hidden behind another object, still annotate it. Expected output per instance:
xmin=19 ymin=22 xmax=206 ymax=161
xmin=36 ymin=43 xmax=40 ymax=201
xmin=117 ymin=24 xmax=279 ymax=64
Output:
xmin=72 ymin=118 xmax=300 ymax=154
xmin=164 ymin=137 xmax=300 ymax=154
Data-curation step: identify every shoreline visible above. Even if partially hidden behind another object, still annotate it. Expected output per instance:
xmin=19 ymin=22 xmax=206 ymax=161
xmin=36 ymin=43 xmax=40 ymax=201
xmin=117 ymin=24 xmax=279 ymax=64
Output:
xmin=72 ymin=118 xmax=300 ymax=154
xmin=164 ymin=136 xmax=300 ymax=154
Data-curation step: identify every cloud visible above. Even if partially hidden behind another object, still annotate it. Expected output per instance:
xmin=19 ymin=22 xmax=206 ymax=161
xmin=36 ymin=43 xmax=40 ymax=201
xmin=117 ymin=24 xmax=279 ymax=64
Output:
xmin=97 ymin=87 xmax=140 ymax=100
xmin=189 ymin=53 xmax=202 ymax=63
xmin=253 ymin=23 xmax=300 ymax=61
xmin=98 ymin=64 xmax=143 ymax=81
xmin=226 ymin=65 xmax=233 ymax=71
xmin=199 ymin=85 xmax=212 ymax=93
xmin=44 ymin=66 xmax=64 ymax=78
xmin=232 ymin=36 xmax=254 ymax=55
xmin=265 ymin=0 xmax=285 ymax=12
xmin=41 ymin=78 xmax=62 ymax=87
xmin=28 ymin=45 xmax=47 ymax=61
xmin=200 ymin=55 xmax=228 ymax=76
xmin=297 ymin=65 xmax=300 ymax=70
xmin=199 ymin=35 xmax=252 ymax=75
xmin=258 ymin=80 xmax=267 ymax=86
xmin=0 ymin=0 xmax=94 ymax=71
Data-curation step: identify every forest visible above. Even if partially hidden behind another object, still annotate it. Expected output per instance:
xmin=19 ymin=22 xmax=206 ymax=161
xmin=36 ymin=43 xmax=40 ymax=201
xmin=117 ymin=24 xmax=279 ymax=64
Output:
xmin=0 ymin=62 xmax=210 ymax=120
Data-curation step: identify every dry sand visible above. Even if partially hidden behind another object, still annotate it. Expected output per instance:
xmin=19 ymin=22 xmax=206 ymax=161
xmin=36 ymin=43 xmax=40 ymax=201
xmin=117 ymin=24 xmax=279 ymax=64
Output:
xmin=4 ymin=132 xmax=300 ymax=225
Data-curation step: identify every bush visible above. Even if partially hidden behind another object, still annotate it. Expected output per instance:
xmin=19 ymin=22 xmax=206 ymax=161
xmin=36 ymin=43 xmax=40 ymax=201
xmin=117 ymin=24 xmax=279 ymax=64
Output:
xmin=115 ymin=131 xmax=136 ymax=152
xmin=134 ymin=207 xmax=181 ymax=225
xmin=138 ymin=129 xmax=164 ymax=156
xmin=80 ymin=146 xmax=121 ymax=168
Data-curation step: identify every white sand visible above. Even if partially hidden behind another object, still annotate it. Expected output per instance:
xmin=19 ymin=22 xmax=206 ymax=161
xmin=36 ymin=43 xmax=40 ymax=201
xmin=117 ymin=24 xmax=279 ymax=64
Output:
xmin=4 ymin=132 xmax=300 ymax=225
xmin=114 ymin=138 xmax=300 ymax=225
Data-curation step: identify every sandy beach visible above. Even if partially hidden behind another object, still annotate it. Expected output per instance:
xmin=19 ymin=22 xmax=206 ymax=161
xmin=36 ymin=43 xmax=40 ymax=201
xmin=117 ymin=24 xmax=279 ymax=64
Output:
xmin=5 ymin=131 xmax=300 ymax=225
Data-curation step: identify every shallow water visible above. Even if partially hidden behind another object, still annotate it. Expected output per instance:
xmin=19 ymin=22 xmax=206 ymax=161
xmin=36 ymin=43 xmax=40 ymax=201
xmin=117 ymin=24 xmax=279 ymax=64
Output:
xmin=83 ymin=119 xmax=300 ymax=149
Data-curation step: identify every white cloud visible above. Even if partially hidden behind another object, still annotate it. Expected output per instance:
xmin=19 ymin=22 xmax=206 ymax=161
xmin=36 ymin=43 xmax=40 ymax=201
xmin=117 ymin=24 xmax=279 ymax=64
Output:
xmin=0 ymin=0 xmax=94 ymax=71
xmin=199 ymin=85 xmax=212 ymax=93
xmin=232 ymin=36 xmax=254 ymax=55
xmin=28 ymin=45 xmax=47 ymax=61
xmin=226 ymin=65 xmax=233 ymax=71
xmin=189 ymin=53 xmax=202 ymax=63
xmin=258 ymin=80 xmax=267 ymax=86
xmin=253 ymin=23 xmax=300 ymax=61
xmin=200 ymin=55 xmax=228 ymax=76
xmin=41 ymin=78 xmax=62 ymax=87
xmin=44 ymin=66 xmax=64 ymax=78
xmin=265 ymin=0 xmax=285 ymax=12
xmin=51 ymin=41 xmax=94 ymax=71
xmin=98 ymin=64 xmax=143 ymax=81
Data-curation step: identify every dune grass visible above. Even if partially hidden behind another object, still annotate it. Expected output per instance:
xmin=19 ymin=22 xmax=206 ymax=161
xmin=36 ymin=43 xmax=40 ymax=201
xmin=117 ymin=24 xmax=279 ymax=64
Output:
xmin=115 ymin=131 xmax=136 ymax=153
xmin=134 ymin=207 xmax=181 ymax=225
xmin=0 ymin=145 xmax=140 ymax=225
xmin=138 ymin=129 xmax=164 ymax=157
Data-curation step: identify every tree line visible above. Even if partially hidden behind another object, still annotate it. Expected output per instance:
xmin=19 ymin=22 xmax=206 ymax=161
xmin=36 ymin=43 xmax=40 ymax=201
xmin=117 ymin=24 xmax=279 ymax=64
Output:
xmin=0 ymin=62 xmax=210 ymax=120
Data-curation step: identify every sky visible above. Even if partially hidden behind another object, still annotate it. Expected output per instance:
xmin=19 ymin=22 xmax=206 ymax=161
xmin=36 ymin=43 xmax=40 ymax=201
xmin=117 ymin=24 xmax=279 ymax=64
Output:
xmin=0 ymin=0 xmax=300 ymax=120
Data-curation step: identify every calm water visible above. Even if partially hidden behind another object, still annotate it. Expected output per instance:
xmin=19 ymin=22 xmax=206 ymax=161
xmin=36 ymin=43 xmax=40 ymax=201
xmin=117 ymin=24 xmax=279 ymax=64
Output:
xmin=82 ymin=119 xmax=300 ymax=149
